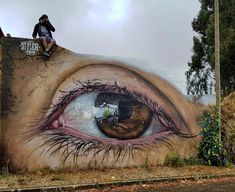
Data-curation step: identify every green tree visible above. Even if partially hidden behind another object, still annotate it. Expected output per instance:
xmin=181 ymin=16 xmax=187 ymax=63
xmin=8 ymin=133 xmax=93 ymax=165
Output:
xmin=186 ymin=0 xmax=235 ymax=96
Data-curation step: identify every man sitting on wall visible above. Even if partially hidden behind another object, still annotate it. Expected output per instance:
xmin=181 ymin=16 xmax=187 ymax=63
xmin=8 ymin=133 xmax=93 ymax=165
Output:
xmin=32 ymin=14 xmax=56 ymax=57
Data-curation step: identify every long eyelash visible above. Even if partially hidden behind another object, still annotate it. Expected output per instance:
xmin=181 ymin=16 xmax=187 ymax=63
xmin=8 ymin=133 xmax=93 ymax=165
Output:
xmin=33 ymin=131 xmax=147 ymax=165
xmin=32 ymin=130 xmax=175 ymax=166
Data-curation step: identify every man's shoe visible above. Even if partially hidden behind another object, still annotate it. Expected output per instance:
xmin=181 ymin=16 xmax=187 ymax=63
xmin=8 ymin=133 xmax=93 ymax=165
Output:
xmin=42 ymin=51 xmax=50 ymax=57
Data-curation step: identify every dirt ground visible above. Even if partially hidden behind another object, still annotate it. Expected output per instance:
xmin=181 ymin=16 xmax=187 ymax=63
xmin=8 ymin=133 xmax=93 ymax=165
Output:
xmin=0 ymin=165 xmax=234 ymax=191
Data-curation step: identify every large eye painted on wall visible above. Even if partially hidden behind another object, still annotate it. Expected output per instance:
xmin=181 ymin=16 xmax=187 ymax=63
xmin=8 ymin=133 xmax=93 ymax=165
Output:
xmin=30 ymin=64 xmax=196 ymax=164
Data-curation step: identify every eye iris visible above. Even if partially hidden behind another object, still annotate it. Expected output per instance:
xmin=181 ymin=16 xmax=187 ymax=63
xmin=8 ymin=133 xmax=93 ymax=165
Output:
xmin=95 ymin=93 xmax=153 ymax=140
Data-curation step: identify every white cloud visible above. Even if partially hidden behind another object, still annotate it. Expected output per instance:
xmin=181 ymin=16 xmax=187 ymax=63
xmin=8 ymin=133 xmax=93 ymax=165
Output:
xmin=0 ymin=0 xmax=200 ymax=94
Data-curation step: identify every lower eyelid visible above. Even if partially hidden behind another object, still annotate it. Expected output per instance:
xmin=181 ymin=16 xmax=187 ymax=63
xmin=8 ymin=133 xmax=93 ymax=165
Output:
xmin=47 ymin=127 xmax=174 ymax=146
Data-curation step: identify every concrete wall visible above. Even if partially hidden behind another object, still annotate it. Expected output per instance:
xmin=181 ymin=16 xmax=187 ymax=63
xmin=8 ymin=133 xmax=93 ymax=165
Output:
xmin=0 ymin=37 xmax=209 ymax=171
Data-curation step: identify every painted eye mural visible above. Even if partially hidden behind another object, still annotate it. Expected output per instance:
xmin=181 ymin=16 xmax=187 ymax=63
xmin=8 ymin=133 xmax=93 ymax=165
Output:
xmin=0 ymin=37 xmax=209 ymax=171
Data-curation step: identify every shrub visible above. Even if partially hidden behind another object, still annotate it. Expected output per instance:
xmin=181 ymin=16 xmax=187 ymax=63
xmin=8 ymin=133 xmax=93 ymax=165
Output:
xmin=198 ymin=109 xmax=228 ymax=166
xmin=183 ymin=156 xmax=201 ymax=165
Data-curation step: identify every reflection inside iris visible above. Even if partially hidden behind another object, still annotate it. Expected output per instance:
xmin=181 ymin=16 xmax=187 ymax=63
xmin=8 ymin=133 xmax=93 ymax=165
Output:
xmin=95 ymin=93 xmax=153 ymax=140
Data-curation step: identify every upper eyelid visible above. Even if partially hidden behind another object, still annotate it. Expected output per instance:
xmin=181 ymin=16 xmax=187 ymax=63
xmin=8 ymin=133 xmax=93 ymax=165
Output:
xmin=48 ymin=80 xmax=160 ymax=119
xmin=41 ymin=64 xmax=196 ymax=132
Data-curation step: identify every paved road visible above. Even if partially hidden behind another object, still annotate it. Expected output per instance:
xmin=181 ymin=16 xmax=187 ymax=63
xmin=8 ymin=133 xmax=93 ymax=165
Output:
xmin=77 ymin=178 xmax=235 ymax=192
xmin=137 ymin=180 xmax=235 ymax=192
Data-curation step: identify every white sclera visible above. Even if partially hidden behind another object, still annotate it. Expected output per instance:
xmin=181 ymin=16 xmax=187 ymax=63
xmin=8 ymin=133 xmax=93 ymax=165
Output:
xmin=62 ymin=92 xmax=114 ymax=138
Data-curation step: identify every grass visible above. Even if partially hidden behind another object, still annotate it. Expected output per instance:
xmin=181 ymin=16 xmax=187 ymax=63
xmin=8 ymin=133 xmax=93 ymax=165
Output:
xmin=164 ymin=154 xmax=184 ymax=167
xmin=164 ymin=153 xmax=201 ymax=168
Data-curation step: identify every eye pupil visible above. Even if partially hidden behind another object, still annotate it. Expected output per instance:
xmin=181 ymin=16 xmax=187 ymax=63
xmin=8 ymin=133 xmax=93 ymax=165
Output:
xmin=95 ymin=93 xmax=152 ymax=140
xmin=118 ymin=102 xmax=133 ymax=120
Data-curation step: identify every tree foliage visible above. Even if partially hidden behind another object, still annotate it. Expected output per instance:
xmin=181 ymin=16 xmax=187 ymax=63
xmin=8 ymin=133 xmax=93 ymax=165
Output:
xmin=186 ymin=0 xmax=235 ymax=96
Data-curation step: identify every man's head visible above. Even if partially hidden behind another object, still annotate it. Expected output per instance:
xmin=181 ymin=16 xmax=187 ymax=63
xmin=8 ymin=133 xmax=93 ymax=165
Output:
xmin=39 ymin=14 xmax=49 ymax=24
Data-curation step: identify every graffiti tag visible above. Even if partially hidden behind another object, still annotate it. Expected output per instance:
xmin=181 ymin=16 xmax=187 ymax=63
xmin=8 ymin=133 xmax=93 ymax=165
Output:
xmin=20 ymin=41 xmax=40 ymax=56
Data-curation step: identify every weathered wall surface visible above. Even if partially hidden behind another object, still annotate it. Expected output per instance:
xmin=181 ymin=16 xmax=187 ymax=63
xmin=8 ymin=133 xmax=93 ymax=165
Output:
xmin=0 ymin=37 xmax=3 ymax=168
xmin=0 ymin=37 xmax=208 ymax=171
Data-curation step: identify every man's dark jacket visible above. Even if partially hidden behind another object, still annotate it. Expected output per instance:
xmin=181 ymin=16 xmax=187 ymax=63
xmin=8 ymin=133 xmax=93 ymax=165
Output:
xmin=32 ymin=22 xmax=55 ymax=38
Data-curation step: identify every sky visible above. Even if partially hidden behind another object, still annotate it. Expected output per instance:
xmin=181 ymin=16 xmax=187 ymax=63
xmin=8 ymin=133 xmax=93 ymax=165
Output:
xmin=0 ymin=0 xmax=201 ymax=94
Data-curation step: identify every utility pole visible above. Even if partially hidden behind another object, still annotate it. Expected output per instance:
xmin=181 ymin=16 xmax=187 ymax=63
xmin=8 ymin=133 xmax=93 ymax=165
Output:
xmin=215 ymin=0 xmax=221 ymax=139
